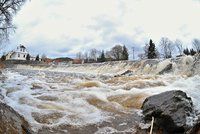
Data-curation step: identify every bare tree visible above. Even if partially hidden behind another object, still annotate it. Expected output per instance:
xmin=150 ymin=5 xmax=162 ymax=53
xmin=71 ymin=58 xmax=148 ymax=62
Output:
xmin=84 ymin=51 xmax=88 ymax=62
xmin=174 ymin=39 xmax=183 ymax=55
xmin=192 ymin=39 xmax=200 ymax=53
xmin=41 ymin=54 xmax=47 ymax=61
xmin=89 ymin=48 xmax=100 ymax=61
xmin=76 ymin=52 xmax=83 ymax=59
xmin=0 ymin=0 xmax=27 ymax=44
xmin=105 ymin=50 xmax=112 ymax=61
xmin=138 ymin=53 xmax=146 ymax=60
xmin=159 ymin=37 xmax=174 ymax=58
xmin=110 ymin=45 xmax=123 ymax=60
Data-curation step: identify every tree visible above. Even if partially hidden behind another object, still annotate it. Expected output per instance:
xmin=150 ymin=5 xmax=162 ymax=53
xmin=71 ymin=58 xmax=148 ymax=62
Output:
xmin=98 ymin=50 xmax=106 ymax=62
xmin=192 ymin=39 xmax=200 ymax=53
xmin=1 ymin=54 xmax=6 ymax=61
xmin=35 ymin=55 xmax=40 ymax=61
xmin=147 ymin=39 xmax=157 ymax=59
xmin=76 ymin=52 xmax=83 ymax=59
xmin=138 ymin=53 xmax=146 ymax=60
xmin=26 ymin=54 xmax=30 ymax=60
xmin=122 ymin=45 xmax=129 ymax=60
xmin=89 ymin=48 xmax=100 ymax=62
xmin=110 ymin=45 xmax=123 ymax=60
xmin=159 ymin=37 xmax=174 ymax=58
xmin=41 ymin=54 xmax=47 ymax=62
xmin=84 ymin=51 xmax=89 ymax=63
xmin=183 ymin=48 xmax=190 ymax=55
xmin=105 ymin=51 xmax=113 ymax=61
xmin=0 ymin=0 xmax=27 ymax=44
xmin=174 ymin=39 xmax=183 ymax=56
xmin=190 ymin=49 xmax=196 ymax=56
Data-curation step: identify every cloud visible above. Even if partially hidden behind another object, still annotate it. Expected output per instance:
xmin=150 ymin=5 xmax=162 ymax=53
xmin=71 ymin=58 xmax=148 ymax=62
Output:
xmin=6 ymin=0 xmax=200 ymax=58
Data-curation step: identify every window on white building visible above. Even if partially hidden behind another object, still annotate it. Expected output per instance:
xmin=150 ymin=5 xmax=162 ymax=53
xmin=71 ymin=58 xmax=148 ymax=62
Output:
xmin=18 ymin=54 xmax=20 ymax=57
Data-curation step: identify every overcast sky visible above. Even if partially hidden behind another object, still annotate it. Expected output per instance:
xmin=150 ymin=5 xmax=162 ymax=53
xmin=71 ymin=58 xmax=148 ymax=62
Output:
xmin=5 ymin=0 xmax=200 ymax=58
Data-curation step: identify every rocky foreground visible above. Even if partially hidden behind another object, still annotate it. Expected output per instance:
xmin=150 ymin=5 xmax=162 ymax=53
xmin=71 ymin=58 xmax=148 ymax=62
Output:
xmin=0 ymin=55 xmax=199 ymax=134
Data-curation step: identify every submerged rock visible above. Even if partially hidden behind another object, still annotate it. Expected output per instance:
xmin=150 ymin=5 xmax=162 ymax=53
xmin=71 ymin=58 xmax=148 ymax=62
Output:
xmin=158 ymin=63 xmax=173 ymax=74
xmin=141 ymin=90 xmax=196 ymax=133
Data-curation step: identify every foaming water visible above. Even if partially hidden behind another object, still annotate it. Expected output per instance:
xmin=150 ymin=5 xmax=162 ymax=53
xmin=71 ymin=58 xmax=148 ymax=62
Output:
xmin=0 ymin=56 xmax=199 ymax=133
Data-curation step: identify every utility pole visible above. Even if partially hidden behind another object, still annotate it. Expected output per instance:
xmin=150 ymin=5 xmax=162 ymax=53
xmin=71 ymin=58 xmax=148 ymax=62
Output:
xmin=132 ymin=47 xmax=135 ymax=60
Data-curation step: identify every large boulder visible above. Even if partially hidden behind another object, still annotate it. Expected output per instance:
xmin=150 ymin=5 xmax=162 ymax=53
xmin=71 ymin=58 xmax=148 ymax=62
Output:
xmin=141 ymin=90 xmax=196 ymax=133
xmin=0 ymin=102 xmax=33 ymax=134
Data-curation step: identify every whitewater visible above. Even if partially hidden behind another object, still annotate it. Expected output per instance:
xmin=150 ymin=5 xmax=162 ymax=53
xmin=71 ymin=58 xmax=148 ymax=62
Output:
xmin=0 ymin=55 xmax=199 ymax=133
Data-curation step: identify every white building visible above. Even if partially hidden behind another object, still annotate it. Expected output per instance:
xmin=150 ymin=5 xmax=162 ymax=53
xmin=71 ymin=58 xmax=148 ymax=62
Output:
xmin=5 ymin=45 xmax=42 ymax=61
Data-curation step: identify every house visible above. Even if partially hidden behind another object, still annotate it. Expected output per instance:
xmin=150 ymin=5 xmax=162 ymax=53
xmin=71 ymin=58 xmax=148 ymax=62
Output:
xmin=72 ymin=59 xmax=84 ymax=64
xmin=5 ymin=45 xmax=42 ymax=61
xmin=6 ymin=45 xmax=28 ymax=60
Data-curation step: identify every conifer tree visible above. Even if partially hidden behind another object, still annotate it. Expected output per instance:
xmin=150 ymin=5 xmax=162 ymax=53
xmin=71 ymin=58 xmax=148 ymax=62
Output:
xmin=35 ymin=55 xmax=40 ymax=61
xmin=147 ymin=39 xmax=157 ymax=59
xmin=122 ymin=45 xmax=129 ymax=60
xmin=183 ymin=48 xmax=190 ymax=55
xmin=99 ymin=50 xmax=106 ymax=62
xmin=26 ymin=54 xmax=30 ymax=60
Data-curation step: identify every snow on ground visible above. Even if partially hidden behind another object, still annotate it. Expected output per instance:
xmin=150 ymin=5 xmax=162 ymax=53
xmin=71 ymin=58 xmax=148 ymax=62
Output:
xmin=0 ymin=56 xmax=199 ymax=133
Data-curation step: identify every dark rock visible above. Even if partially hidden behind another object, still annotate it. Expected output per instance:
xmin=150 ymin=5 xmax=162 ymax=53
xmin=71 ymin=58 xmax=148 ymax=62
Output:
xmin=158 ymin=63 xmax=173 ymax=74
xmin=141 ymin=90 xmax=195 ymax=133
xmin=187 ymin=120 xmax=200 ymax=134
xmin=0 ymin=101 xmax=34 ymax=134
xmin=114 ymin=70 xmax=133 ymax=77
xmin=120 ymin=70 xmax=133 ymax=76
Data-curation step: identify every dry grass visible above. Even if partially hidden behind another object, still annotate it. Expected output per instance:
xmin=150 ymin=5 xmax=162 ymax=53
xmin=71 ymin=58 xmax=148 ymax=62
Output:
xmin=78 ymin=81 xmax=100 ymax=88
xmin=108 ymin=93 xmax=149 ymax=109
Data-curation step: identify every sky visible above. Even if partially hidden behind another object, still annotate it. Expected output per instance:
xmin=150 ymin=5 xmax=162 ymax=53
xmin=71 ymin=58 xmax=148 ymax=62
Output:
xmin=4 ymin=0 xmax=200 ymax=58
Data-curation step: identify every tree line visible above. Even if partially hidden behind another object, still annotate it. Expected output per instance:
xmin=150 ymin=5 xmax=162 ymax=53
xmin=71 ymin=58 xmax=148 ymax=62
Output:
xmin=138 ymin=38 xmax=200 ymax=59
xmin=76 ymin=45 xmax=129 ymax=63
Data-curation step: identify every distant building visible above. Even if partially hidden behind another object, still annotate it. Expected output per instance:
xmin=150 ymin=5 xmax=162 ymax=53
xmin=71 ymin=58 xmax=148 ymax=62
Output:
xmin=72 ymin=59 xmax=84 ymax=64
xmin=5 ymin=45 xmax=42 ymax=61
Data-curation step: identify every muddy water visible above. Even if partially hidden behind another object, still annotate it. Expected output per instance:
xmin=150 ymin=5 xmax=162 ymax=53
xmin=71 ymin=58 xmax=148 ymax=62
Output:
xmin=0 ymin=61 xmax=199 ymax=134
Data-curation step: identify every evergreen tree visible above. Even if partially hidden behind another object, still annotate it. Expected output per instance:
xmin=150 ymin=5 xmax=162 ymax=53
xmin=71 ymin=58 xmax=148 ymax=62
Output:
xmin=1 ymin=55 xmax=6 ymax=61
xmin=26 ymin=54 xmax=30 ymax=60
xmin=99 ymin=50 xmax=106 ymax=62
xmin=183 ymin=48 xmax=190 ymax=55
xmin=190 ymin=49 xmax=196 ymax=56
xmin=147 ymin=39 xmax=157 ymax=59
xmin=35 ymin=55 xmax=40 ymax=61
xmin=122 ymin=45 xmax=129 ymax=60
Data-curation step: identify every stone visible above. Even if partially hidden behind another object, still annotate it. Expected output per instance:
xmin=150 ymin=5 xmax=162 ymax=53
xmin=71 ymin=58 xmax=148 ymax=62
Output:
xmin=120 ymin=70 xmax=133 ymax=76
xmin=0 ymin=102 xmax=33 ymax=134
xmin=158 ymin=63 xmax=172 ymax=74
xmin=141 ymin=90 xmax=195 ymax=133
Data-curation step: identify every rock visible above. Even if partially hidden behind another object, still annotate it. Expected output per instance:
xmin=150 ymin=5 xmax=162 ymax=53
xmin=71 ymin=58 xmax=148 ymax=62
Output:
xmin=114 ymin=70 xmax=133 ymax=77
xmin=158 ymin=63 xmax=172 ymax=74
xmin=141 ymin=90 xmax=195 ymax=133
xmin=120 ymin=70 xmax=133 ymax=76
xmin=31 ymin=83 xmax=43 ymax=90
xmin=187 ymin=120 xmax=200 ymax=134
xmin=0 ymin=102 xmax=33 ymax=134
